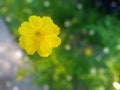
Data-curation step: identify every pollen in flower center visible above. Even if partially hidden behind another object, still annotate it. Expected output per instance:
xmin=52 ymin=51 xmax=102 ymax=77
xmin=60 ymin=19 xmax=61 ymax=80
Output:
xmin=35 ymin=31 xmax=41 ymax=36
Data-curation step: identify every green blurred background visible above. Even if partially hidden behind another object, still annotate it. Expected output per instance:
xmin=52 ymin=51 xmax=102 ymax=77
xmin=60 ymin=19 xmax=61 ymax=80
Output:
xmin=1 ymin=0 xmax=120 ymax=90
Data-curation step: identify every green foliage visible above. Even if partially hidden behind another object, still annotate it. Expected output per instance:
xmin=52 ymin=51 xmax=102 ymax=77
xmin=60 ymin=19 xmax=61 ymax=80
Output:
xmin=1 ymin=0 xmax=120 ymax=90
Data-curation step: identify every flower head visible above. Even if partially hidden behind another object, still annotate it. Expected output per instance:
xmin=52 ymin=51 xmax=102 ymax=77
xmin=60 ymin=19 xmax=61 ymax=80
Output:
xmin=18 ymin=15 xmax=61 ymax=57
xmin=84 ymin=47 xmax=92 ymax=56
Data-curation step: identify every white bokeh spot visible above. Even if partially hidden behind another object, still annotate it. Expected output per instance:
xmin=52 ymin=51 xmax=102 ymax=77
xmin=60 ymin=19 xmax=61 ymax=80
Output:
xmin=111 ymin=1 xmax=117 ymax=7
xmin=6 ymin=81 xmax=12 ymax=87
xmin=103 ymin=47 xmax=110 ymax=54
xmin=44 ymin=1 xmax=50 ymax=7
xmin=90 ymin=67 xmax=96 ymax=75
xmin=66 ymin=75 xmax=72 ymax=81
xmin=26 ymin=0 xmax=33 ymax=3
xmin=116 ymin=44 xmax=120 ymax=50
xmin=12 ymin=86 xmax=19 ymax=90
xmin=64 ymin=44 xmax=71 ymax=51
xmin=89 ymin=29 xmax=95 ymax=36
xmin=77 ymin=3 xmax=83 ymax=10
xmin=64 ymin=20 xmax=70 ymax=28
xmin=113 ymin=82 xmax=120 ymax=89
xmin=6 ymin=16 xmax=12 ymax=23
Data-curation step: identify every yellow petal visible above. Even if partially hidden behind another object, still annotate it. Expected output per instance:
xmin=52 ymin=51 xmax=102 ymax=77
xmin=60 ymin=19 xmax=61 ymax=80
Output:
xmin=19 ymin=36 xmax=26 ymax=49
xmin=42 ymin=16 xmax=53 ymax=24
xmin=47 ymin=35 xmax=61 ymax=47
xmin=37 ymin=40 xmax=52 ymax=57
xmin=18 ymin=22 xmax=34 ymax=35
xmin=24 ymin=37 xmax=37 ymax=55
xmin=29 ymin=15 xmax=42 ymax=27
xmin=43 ymin=24 xmax=60 ymax=35
xmin=41 ymin=16 xmax=60 ymax=35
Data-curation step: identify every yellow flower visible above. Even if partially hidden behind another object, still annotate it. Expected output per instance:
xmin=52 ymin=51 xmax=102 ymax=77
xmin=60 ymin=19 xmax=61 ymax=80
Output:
xmin=18 ymin=15 xmax=61 ymax=57
xmin=84 ymin=47 xmax=92 ymax=56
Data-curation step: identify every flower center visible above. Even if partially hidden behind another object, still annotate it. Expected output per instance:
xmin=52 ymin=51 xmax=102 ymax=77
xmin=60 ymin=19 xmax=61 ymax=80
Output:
xmin=35 ymin=31 xmax=41 ymax=37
